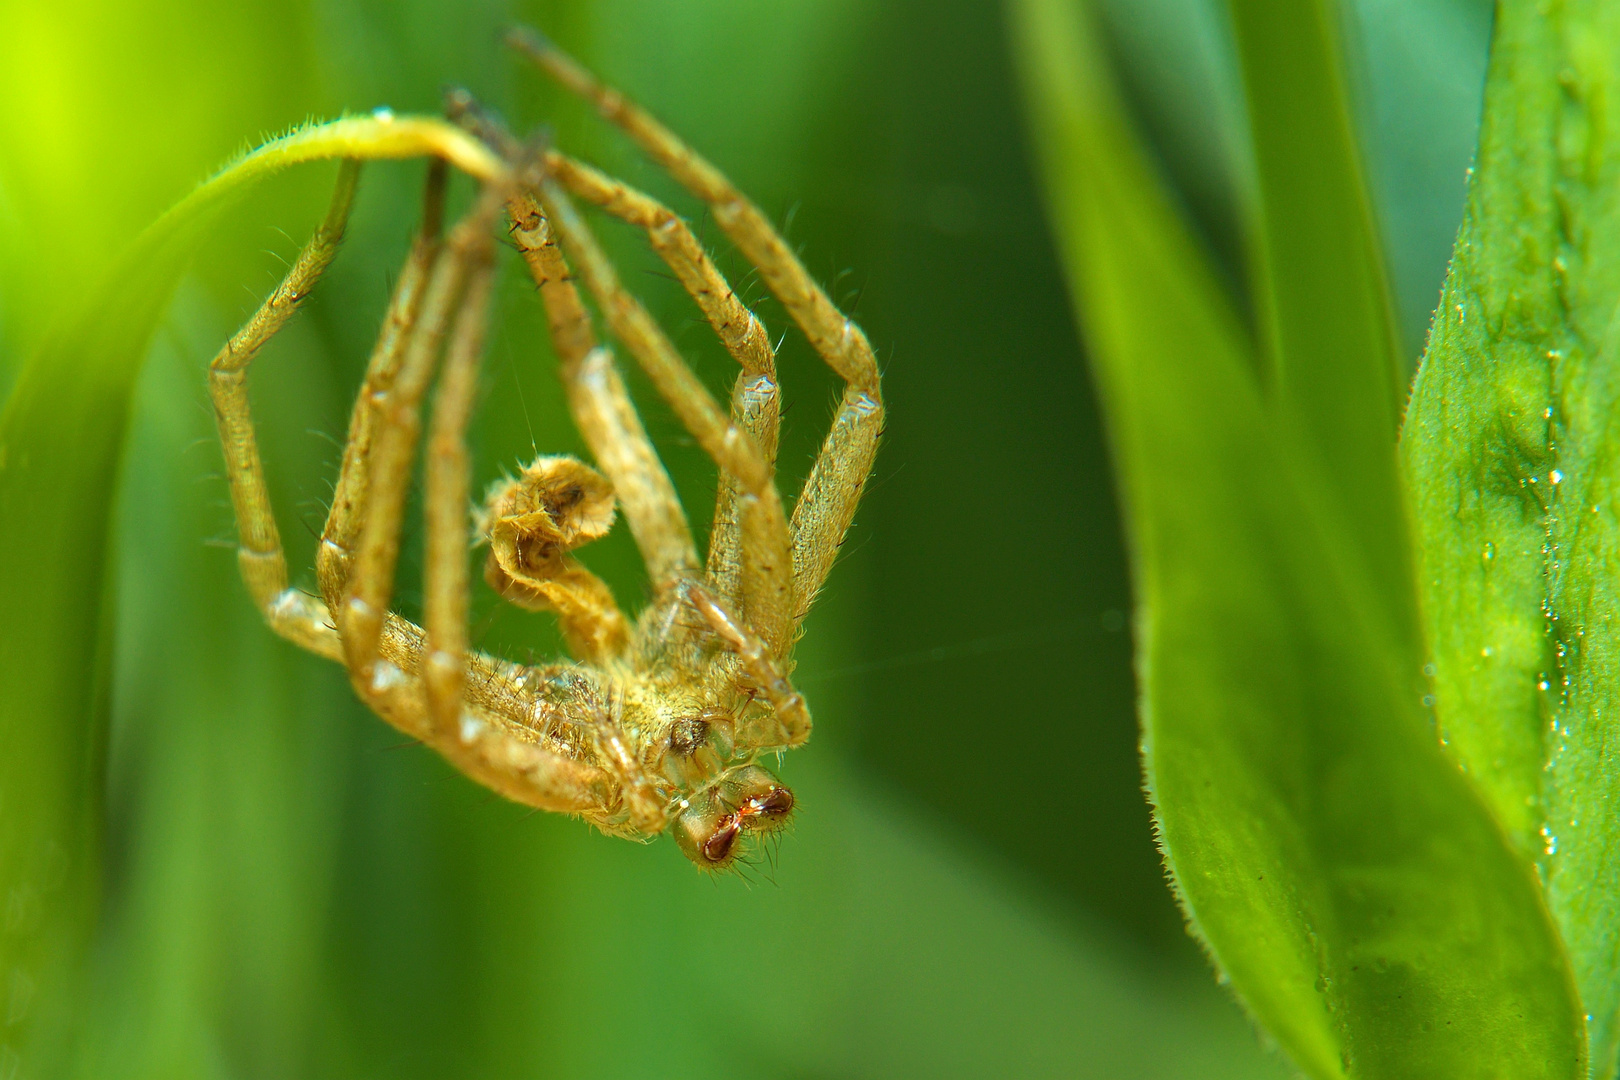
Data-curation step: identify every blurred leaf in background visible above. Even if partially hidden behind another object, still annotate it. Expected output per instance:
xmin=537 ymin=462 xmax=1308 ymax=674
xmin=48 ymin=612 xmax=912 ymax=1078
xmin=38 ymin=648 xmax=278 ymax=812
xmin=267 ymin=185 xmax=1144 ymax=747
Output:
xmin=0 ymin=0 xmax=1511 ymax=1076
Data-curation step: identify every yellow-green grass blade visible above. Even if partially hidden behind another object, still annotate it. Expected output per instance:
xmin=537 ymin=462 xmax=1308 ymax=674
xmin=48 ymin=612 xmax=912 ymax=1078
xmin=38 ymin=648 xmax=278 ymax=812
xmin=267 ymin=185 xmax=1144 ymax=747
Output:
xmin=1012 ymin=0 xmax=1584 ymax=1074
xmin=0 ymin=115 xmax=498 ymax=1074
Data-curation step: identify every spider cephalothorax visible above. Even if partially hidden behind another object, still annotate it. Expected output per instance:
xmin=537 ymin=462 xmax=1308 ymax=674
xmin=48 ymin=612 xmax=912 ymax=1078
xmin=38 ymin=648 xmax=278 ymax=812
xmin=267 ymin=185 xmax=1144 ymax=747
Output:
xmin=205 ymin=29 xmax=882 ymax=870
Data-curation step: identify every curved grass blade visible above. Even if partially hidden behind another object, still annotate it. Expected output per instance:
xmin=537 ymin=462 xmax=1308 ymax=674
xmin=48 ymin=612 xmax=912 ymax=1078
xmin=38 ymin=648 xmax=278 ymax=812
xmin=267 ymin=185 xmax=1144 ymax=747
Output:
xmin=1010 ymin=0 xmax=1584 ymax=1074
xmin=0 ymin=115 xmax=501 ymax=1075
xmin=1402 ymin=1 xmax=1620 ymax=1072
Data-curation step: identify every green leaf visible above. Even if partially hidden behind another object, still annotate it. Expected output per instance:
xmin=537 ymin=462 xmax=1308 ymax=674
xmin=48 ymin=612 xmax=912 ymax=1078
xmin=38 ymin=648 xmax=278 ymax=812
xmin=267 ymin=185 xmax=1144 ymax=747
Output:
xmin=1401 ymin=1 xmax=1620 ymax=1074
xmin=0 ymin=114 xmax=499 ymax=1074
xmin=1227 ymin=0 xmax=1413 ymax=633
xmin=1010 ymin=0 xmax=1584 ymax=1075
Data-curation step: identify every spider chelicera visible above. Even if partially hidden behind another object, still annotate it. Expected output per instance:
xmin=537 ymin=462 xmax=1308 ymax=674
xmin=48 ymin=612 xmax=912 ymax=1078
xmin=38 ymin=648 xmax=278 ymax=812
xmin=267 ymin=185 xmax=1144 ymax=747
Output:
xmin=206 ymin=29 xmax=883 ymax=870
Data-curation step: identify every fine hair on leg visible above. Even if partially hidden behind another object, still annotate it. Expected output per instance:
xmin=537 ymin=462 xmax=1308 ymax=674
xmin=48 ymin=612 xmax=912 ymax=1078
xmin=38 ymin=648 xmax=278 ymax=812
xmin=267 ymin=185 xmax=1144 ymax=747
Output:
xmin=209 ymin=159 xmax=361 ymax=660
xmin=339 ymin=183 xmax=507 ymax=692
xmin=541 ymin=150 xmax=782 ymax=633
xmin=533 ymin=177 xmax=796 ymax=660
xmin=510 ymin=29 xmax=885 ymax=638
xmin=505 ymin=186 xmax=700 ymax=588
xmin=318 ymin=160 xmax=449 ymax=609
xmin=422 ymin=238 xmax=498 ymax=732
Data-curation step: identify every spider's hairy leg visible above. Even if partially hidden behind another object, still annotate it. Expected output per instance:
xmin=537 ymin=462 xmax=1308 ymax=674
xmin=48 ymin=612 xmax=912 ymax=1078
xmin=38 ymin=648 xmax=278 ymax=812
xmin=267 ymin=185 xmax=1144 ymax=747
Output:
xmin=208 ymin=159 xmax=361 ymax=661
xmin=510 ymin=28 xmax=884 ymax=636
xmin=366 ymin=619 xmax=618 ymax=818
xmin=446 ymin=95 xmax=693 ymax=626
xmin=421 ymin=231 xmax=497 ymax=732
xmin=317 ymin=160 xmax=448 ymax=608
xmin=436 ymin=105 xmax=636 ymax=661
xmin=338 ymin=182 xmax=503 ymax=692
xmin=506 ymin=188 xmax=699 ymax=588
xmin=311 ymin=177 xmax=619 ymax=818
xmin=535 ymin=178 xmax=795 ymax=658
xmin=784 ymin=384 xmax=884 ymax=620
xmin=196 ymin=142 xmax=634 ymax=830
xmin=542 ymin=152 xmax=785 ymax=634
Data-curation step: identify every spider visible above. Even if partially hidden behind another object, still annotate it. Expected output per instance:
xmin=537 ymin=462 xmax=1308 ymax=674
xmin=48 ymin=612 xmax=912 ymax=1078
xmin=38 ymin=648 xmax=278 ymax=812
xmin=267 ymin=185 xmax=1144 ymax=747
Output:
xmin=205 ymin=29 xmax=883 ymax=871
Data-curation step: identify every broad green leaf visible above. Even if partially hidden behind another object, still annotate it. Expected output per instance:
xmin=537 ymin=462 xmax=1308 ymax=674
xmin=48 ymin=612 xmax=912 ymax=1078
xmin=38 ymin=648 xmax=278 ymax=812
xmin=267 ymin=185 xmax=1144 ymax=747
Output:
xmin=0 ymin=115 xmax=499 ymax=1074
xmin=1402 ymin=0 xmax=1620 ymax=1073
xmin=1010 ymin=0 xmax=1584 ymax=1075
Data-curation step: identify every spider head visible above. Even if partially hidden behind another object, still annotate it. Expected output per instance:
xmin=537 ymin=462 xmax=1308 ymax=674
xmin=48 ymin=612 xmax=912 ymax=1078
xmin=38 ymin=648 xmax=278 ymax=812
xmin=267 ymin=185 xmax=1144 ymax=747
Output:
xmin=671 ymin=764 xmax=795 ymax=870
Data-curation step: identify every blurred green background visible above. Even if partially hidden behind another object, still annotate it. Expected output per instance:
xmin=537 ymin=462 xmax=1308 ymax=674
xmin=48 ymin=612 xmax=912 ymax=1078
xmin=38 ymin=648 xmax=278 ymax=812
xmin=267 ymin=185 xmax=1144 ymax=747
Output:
xmin=0 ymin=0 xmax=1492 ymax=1075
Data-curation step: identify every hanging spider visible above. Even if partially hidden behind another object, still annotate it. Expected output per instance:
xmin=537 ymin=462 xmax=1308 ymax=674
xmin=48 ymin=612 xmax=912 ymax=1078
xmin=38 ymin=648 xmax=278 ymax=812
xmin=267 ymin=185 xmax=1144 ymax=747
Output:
xmin=206 ymin=28 xmax=883 ymax=870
